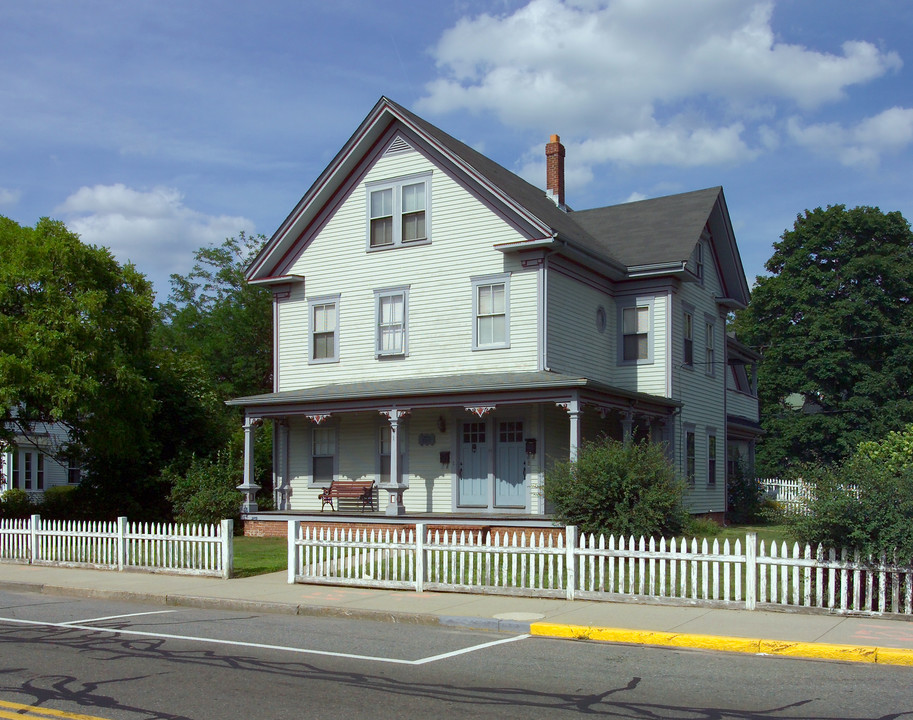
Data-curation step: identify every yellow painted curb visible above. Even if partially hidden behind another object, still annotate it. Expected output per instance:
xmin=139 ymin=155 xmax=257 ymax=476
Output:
xmin=529 ymin=622 xmax=913 ymax=666
xmin=876 ymin=648 xmax=913 ymax=666
xmin=759 ymin=639 xmax=876 ymax=663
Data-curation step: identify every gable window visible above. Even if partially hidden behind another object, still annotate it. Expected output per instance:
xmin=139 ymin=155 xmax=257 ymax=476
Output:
xmin=472 ymin=274 xmax=510 ymax=350
xmin=308 ymin=296 xmax=340 ymax=364
xmin=618 ymin=298 xmax=653 ymax=364
xmin=683 ymin=309 xmax=694 ymax=367
xmin=695 ymin=241 xmax=705 ymax=283
xmin=366 ymin=173 xmax=431 ymax=250
xmin=312 ymin=427 xmax=336 ymax=485
xmin=375 ymin=288 xmax=408 ymax=357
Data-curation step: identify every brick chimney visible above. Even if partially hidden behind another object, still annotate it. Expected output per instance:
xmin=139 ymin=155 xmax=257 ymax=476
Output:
xmin=545 ymin=133 xmax=566 ymax=207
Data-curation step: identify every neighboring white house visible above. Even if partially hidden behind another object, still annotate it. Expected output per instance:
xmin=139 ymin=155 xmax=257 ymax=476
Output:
xmin=228 ymin=97 xmax=760 ymax=519
xmin=1 ymin=421 xmax=81 ymax=496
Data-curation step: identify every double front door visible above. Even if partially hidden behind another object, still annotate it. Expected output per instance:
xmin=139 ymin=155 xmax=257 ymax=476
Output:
xmin=458 ymin=419 xmax=527 ymax=509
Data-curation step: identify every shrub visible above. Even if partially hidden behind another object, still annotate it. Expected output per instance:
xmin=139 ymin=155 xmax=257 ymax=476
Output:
xmin=167 ymin=450 xmax=242 ymax=525
xmin=1 ymin=489 xmax=33 ymax=518
xmin=544 ymin=438 xmax=687 ymax=538
xmin=784 ymin=455 xmax=913 ymax=557
xmin=39 ymin=485 xmax=79 ymax=519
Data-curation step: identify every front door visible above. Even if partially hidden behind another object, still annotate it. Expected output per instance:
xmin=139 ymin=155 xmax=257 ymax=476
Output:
xmin=495 ymin=420 xmax=526 ymax=507
xmin=459 ymin=421 xmax=489 ymax=506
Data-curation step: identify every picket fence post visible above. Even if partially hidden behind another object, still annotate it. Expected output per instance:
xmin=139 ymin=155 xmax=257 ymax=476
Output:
xmin=115 ymin=516 xmax=128 ymax=571
xmin=744 ymin=532 xmax=757 ymax=610
xmin=29 ymin=514 xmax=40 ymax=564
xmin=221 ymin=519 xmax=234 ymax=579
xmin=287 ymin=520 xmax=300 ymax=584
xmin=565 ymin=526 xmax=577 ymax=600
xmin=415 ymin=523 xmax=425 ymax=593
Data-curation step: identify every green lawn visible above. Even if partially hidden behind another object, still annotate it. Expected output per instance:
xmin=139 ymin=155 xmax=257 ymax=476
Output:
xmin=714 ymin=523 xmax=794 ymax=548
xmin=232 ymin=536 xmax=287 ymax=578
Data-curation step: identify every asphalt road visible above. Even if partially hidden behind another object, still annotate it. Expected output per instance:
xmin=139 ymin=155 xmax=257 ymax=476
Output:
xmin=0 ymin=590 xmax=910 ymax=720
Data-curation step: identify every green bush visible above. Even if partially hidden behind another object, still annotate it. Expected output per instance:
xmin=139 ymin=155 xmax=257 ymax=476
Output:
xmin=544 ymin=438 xmax=687 ymax=538
xmin=784 ymin=454 xmax=913 ymax=557
xmin=39 ymin=485 xmax=79 ymax=519
xmin=1 ymin=489 xmax=33 ymax=518
xmin=167 ymin=450 xmax=242 ymax=525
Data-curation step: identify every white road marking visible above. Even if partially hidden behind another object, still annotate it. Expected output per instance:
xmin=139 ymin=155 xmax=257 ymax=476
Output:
xmin=0 ymin=616 xmax=529 ymax=666
xmin=61 ymin=610 xmax=177 ymax=626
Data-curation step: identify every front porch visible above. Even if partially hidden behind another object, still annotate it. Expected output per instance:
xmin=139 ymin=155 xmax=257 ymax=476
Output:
xmin=228 ymin=371 xmax=679 ymax=517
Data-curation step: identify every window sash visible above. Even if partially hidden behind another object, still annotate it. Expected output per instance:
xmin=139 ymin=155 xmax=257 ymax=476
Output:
xmin=683 ymin=312 xmax=694 ymax=366
xmin=312 ymin=428 xmax=335 ymax=484
xmin=705 ymin=323 xmax=715 ymax=370
xmin=377 ymin=293 xmax=406 ymax=355
xmin=686 ymin=432 xmax=696 ymax=485
xmin=311 ymin=302 xmax=337 ymax=361
xmin=708 ymin=435 xmax=717 ymax=485
xmin=476 ymin=283 xmax=506 ymax=346
xmin=370 ymin=189 xmax=394 ymax=248
xmin=622 ymin=306 xmax=650 ymax=362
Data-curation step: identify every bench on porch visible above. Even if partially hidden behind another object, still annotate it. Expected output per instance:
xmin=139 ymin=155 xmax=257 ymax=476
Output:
xmin=319 ymin=480 xmax=377 ymax=512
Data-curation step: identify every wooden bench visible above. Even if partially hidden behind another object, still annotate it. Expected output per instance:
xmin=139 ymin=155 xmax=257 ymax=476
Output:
xmin=319 ymin=480 xmax=376 ymax=512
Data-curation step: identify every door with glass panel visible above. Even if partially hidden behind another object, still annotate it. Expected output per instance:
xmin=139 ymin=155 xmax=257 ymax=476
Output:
xmin=495 ymin=420 xmax=526 ymax=507
xmin=459 ymin=421 xmax=489 ymax=506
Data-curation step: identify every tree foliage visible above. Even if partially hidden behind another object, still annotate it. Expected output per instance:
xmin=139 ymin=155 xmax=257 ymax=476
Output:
xmin=157 ymin=232 xmax=272 ymax=399
xmin=732 ymin=205 xmax=913 ymax=471
xmin=0 ymin=216 xmax=156 ymax=465
xmin=544 ymin=438 xmax=687 ymax=538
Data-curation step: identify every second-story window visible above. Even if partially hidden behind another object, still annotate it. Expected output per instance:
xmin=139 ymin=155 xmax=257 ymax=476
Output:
xmin=619 ymin=298 xmax=653 ymax=364
xmin=705 ymin=320 xmax=715 ymax=375
xmin=366 ymin=174 xmax=431 ymax=250
xmin=375 ymin=288 xmax=408 ymax=357
xmin=472 ymin=274 xmax=510 ymax=350
xmin=308 ymin=296 xmax=340 ymax=364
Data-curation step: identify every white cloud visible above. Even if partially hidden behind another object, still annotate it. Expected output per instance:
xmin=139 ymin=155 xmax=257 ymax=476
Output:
xmin=788 ymin=107 xmax=913 ymax=167
xmin=56 ymin=184 xmax=254 ymax=299
xmin=418 ymin=0 xmax=901 ymax=175
xmin=0 ymin=187 xmax=21 ymax=207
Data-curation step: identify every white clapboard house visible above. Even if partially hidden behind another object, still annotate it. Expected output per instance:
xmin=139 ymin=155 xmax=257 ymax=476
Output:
xmin=229 ymin=97 xmax=760 ymax=519
xmin=1 ymin=421 xmax=81 ymax=497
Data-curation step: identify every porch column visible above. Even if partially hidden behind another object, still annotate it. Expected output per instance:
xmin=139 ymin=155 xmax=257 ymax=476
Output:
xmin=621 ymin=410 xmax=634 ymax=444
xmin=237 ymin=416 xmax=262 ymax=514
xmin=275 ymin=418 xmax=290 ymax=510
xmin=559 ymin=397 xmax=582 ymax=462
xmin=381 ymin=409 xmax=410 ymax=516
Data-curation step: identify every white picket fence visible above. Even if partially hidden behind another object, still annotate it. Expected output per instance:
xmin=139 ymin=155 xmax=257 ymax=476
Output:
xmin=287 ymin=522 xmax=913 ymax=616
xmin=0 ymin=515 xmax=233 ymax=578
xmin=757 ymin=477 xmax=859 ymax=514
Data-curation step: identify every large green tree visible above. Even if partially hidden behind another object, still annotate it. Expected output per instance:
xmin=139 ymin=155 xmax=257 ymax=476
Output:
xmin=157 ymin=232 xmax=272 ymax=399
xmin=0 ymin=216 xmax=156 ymax=463
xmin=733 ymin=205 xmax=913 ymax=471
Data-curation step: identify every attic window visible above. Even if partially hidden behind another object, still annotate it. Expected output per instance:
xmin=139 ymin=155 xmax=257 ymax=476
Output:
xmin=366 ymin=173 xmax=432 ymax=251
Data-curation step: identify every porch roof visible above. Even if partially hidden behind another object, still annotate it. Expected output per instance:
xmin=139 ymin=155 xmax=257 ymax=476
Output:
xmin=227 ymin=371 xmax=680 ymax=416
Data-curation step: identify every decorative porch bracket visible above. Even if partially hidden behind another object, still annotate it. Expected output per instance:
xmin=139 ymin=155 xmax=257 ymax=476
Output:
xmin=380 ymin=409 xmax=411 ymax=516
xmin=465 ymin=406 xmax=495 ymax=418
xmin=237 ymin=416 xmax=263 ymax=513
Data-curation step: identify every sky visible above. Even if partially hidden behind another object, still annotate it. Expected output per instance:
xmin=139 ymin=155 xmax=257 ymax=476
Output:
xmin=2 ymin=0 xmax=912 ymax=301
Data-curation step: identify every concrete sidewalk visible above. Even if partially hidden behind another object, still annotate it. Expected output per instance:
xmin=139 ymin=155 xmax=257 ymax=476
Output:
xmin=1 ymin=562 xmax=912 ymax=666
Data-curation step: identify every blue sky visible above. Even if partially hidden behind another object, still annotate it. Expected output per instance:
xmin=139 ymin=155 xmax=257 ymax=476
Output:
xmin=2 ymin=0 xmax=911 ymax=300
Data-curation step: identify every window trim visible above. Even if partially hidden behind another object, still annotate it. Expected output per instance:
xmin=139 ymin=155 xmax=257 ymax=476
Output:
xmin=682 ymin=304 xmax=694 ymax=368
xmin=685 ymin=425 xmax=696 ymax=487
xmin=707 ymin=430 xmax=717 ymax=486
xmin=365 ymin=172 xmax=432 ymax=251
xmin=472 ymin=274 xmax=511 ymax=350
xmin=617 ymin=296 xmax=655 ymax=365
xmin=308 ymin=295 xmax=340 ymax=365
xmin=374 ymin=287 xmax=409 ymax=358
xmin=704 ymin=315 xmax=716 ymax=377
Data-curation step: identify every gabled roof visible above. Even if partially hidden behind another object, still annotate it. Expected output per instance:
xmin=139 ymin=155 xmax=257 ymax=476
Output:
xmin=247 ymin=96 xmax=750 ymax=306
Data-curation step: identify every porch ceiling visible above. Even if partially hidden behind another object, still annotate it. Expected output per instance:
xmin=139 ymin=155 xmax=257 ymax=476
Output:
xmin=227 ymin=371 xmax=679 ymax=417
